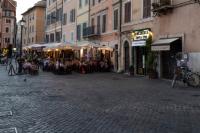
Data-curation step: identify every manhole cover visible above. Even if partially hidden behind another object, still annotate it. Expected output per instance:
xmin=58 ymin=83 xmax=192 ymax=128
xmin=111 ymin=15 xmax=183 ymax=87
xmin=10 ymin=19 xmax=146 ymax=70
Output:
xmin=0 ymin=127 xmax=17 ymax=133
xmin=0 ymin=111 xmax=12 ymax=117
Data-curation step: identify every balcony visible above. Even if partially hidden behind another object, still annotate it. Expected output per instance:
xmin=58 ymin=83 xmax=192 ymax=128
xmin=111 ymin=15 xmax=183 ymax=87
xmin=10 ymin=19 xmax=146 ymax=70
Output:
xmin=83 ymin=26 xmax=100 ymax=38
xmin=152 ymin=0 xmax=174 ymax=16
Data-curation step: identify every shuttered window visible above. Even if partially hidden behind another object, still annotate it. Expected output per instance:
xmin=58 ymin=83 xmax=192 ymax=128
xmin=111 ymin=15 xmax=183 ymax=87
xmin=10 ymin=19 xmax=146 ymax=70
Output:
xmin=124 ymin=2 xmax=131 ymax=23
xmin=143 ymin=0 xmax=151 ymax=18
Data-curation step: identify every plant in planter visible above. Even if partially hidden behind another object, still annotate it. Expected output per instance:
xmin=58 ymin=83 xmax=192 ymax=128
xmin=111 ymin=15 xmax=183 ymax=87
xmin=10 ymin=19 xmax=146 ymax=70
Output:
xmin=146 ymin=34 xmax=158 ymax=79
xmin=129 ymin=65 xmax=134 ymax=76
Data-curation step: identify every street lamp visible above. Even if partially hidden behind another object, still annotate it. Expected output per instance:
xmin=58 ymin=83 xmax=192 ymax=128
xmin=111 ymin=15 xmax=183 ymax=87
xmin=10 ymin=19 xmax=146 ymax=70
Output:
xmin=18 ymin=18 xmax=26 ymax=74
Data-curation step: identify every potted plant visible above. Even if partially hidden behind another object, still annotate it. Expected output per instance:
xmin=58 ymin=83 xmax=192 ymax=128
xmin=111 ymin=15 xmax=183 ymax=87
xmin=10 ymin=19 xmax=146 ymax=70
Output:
xmin=129 ymin=65 xmax=134 ymax=76
xmin=147 ymin=52 xmax=158 ymax=79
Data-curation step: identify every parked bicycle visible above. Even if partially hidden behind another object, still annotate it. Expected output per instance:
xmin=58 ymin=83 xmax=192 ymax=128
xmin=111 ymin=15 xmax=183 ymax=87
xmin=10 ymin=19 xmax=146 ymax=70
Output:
xmin=171 ymin=53 xmax=200 ymax=88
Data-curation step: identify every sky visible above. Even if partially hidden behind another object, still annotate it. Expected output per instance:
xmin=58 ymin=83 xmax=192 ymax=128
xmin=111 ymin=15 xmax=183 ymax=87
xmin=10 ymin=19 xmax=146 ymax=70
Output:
xmin=16 ymin=0 xmax=41 ymax=21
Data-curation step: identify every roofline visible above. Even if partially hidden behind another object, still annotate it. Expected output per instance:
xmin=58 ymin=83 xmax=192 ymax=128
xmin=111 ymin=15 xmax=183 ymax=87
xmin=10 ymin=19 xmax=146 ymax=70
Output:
xmin=7 ymin=0 xmax=17 ymax=8
xmin=21 ymin=5 xmax=45 ymax=15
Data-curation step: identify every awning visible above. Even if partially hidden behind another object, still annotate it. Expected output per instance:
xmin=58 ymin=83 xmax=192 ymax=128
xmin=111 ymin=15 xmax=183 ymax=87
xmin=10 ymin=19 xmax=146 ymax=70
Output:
xmin=43 ymin=43 xmax=62 ymax=51
xmin=132 ymin=40 xmax=146 ymax=47
xmin=151 ymin=38 xmax=179 ymax=51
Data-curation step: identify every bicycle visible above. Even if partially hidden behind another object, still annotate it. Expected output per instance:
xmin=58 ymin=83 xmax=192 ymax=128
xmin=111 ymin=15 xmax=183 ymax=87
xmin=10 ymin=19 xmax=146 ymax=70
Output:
xmin=171 ymin=53 xmax=200 ymax=88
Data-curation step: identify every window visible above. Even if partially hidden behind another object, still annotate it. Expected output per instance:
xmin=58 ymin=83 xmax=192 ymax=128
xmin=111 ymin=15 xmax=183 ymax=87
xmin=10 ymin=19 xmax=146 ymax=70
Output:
xmin=47 ymin=14 xmax=51 ymax=25
xmin=77 ymin=25 xmax=81 ymax=41
xmin=102 ymin=14 xmax=107 ymax=33
xmin=32 ymin=26 xmax=34 ymax=32
xmin=92 ymin=0 xmax=95 ymax=6
xmin=5 ymin=38 xmax=10 ymax=43
xmin=56 ymin=32 xmax=61 ymax=42
xmin=63 ymin=13 xmax=67 ymax=25
xmin=79 ymin=0 xmax=82 ymax=8
xmin=46 ymin=35 xmax=49 ymax=43
xmin=91 ymin=18 xmax=95 ymax=34
xmin=32 ymin=37 xmax=34 ymax=43
xmin=50 ymin=33 xmax=54 ymax=42
xmin=6 ymin=19 xmax=11 ymax=23
xmin=113 ymin=9 xmax=119 ymax=30
xmin=85 ymin=0 xmax=88 ymax=5
xmin=6 ymin=27 xmax=9 ymax=33
xmin=82 ymin=23 xmax=87 ymax=36
xmin=71 ymin=32 xmax=74 ymax=41
xmin=56 ymin=8 xmax=62 ymax=22
xmin=124 ymin=2 xmax=131 ymax=23
xmin=97 ymin=15 xmax=101 ymax=34
xmin=70 ymin=9 xmax=75 ymax=23
xmin=143 ymin=0 xmax=151 ymax=18
xmin=51 ymin=11 xmax=56 ymax=24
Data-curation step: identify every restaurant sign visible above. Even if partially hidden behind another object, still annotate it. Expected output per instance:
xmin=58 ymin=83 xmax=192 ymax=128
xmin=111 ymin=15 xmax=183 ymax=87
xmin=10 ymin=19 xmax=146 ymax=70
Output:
xmin=131 ymin=29 xmax=151 ymax=41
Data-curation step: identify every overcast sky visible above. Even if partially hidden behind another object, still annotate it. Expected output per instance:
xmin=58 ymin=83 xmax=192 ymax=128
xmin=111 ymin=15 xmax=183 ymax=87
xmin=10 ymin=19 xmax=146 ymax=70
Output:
xmin=16 ymin=0 xmax=41 ymax=21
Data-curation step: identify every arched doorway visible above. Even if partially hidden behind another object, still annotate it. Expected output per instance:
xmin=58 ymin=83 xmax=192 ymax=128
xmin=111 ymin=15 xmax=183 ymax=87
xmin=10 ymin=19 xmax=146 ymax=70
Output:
xmin=124 ymin=41 xmax=130 ymax=72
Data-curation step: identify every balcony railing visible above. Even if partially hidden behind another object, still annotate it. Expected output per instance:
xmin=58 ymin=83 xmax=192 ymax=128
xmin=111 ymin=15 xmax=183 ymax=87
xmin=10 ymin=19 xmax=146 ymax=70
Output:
xmin=83 ymin=26 xmax=100 ymax=38
xmin=152 ymin=0 xmax=174 ymax=16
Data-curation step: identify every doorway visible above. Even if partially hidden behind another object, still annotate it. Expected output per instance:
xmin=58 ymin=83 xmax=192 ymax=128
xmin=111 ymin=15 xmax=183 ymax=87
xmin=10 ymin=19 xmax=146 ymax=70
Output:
xmin=124 ymin=41 xmax=130 ymax=72
xmin=136 ymin=47 xmax=146 ymax=75
xmin=161 ymin=39 xmax=182 ymax=79
xmin=115 ymin=45 xmax=118 ymax=71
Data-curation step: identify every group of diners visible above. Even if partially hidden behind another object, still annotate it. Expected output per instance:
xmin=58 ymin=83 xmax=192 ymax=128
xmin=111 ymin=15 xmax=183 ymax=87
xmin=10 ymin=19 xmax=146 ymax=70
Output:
xmin=42 ymin=57 xmax=113 ymax=75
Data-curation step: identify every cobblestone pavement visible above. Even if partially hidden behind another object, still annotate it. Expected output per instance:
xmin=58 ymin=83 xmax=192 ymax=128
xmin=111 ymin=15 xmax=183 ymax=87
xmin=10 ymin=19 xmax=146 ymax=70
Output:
xmin=0 ymin=66 xmax=200 ymax=133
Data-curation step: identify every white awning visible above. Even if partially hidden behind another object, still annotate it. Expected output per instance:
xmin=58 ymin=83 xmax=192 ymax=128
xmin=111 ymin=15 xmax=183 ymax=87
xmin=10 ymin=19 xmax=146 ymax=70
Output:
xmin=152 ymin=38 xmax=179 ymax=46
xmin=132 ymin=40 xmax=146 ymax=47
xmin=151 ymin=38 xmax=179 ymax=51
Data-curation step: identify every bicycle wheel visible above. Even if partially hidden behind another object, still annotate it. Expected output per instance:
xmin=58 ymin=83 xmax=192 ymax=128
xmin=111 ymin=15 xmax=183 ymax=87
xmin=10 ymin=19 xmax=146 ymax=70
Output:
xmin=187 ymin=73 xmax=200 ymax=87
xmin=172 ymin=74 xmax=177 ymax=88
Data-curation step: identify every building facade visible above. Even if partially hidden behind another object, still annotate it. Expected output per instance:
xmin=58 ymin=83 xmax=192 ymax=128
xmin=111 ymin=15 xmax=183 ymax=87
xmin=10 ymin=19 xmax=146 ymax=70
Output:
xmin=116 ymin=0 xmax=200 ymax=79
xmin=117 ymin=0 xmax=153 ymax=75
xmin=0 ymin=0 xmax=16 ymax=49
xmin=62 ymin=0 xmax=76 ymax=45
xmin=151 ymin=0 xmax=200 ymax=78
xmin=22 ymin=0 xmax=46 ymax=47
xmin=76 ymin=0 xmax=89 ymax=46
xmin=45 ymin=0 xmax=63 ymax=43
xmin=42 ymin=0 xmax=200 ymax=77
xmin=82 ymin=0 xmax=118 ymax=69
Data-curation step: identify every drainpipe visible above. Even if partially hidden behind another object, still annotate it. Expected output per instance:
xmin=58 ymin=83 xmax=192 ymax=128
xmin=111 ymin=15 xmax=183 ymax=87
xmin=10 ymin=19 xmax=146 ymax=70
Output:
xmin=119 ymin=0 xmax=122 ymax=72
xmin=61 ymin=0 xmax=63 ymax=43
xmin=55 ymin=0 xmax=57 ymax=43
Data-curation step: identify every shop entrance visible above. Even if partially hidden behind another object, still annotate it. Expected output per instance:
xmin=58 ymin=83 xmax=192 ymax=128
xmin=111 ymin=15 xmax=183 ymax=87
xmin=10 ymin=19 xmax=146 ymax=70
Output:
xmin=136 ymin=47 xmax=146 ymax=75
xmin=161 ymin=39 xmax=182 ymax=79
xmin=124 ymin=41 xmax=130 ymax=72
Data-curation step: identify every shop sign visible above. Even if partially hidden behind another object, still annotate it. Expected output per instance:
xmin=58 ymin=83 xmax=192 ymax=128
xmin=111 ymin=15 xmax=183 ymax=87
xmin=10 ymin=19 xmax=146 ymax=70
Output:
xmin=132 ymin=29 xmax=151 ymax=41
xmin=132 ymin=40 xmax=146 ymax=46
xmin=151 ymin=45 xmax=170 ymax=51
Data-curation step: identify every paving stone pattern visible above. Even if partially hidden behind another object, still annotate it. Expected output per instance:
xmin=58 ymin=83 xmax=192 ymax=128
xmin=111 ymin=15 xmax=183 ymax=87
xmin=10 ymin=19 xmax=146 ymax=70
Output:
xmin=0 ymin=66 xmax=200 ymax=133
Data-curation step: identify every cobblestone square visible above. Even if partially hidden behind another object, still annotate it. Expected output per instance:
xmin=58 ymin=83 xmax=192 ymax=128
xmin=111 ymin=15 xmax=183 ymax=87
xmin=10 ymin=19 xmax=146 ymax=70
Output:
xmin=0 ymin=66 xmax=200 ymax=133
